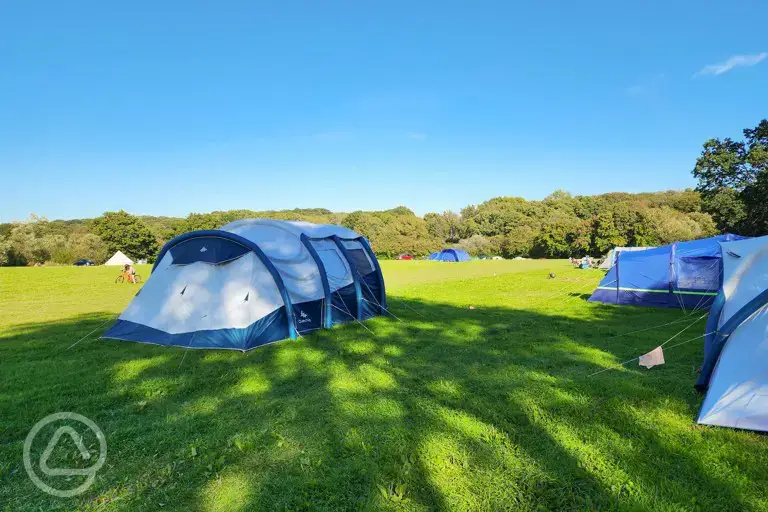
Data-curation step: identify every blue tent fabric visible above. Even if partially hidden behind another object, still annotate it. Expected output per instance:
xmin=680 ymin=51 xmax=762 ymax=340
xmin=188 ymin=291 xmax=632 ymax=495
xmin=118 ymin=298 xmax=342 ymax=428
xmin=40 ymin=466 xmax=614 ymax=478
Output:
xmin=104 ymin=308 xmax=290 ymax=350
xmin=430 ymin=248 xmax=471 ymax=262
xmin=588 ymin=234 xmax=746 ymax=309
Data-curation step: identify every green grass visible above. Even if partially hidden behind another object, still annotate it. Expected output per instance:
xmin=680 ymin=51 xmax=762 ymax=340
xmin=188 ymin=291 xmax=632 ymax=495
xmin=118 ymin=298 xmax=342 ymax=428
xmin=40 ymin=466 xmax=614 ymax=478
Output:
xmin=1 ymin=261 xmax=767 ymax=511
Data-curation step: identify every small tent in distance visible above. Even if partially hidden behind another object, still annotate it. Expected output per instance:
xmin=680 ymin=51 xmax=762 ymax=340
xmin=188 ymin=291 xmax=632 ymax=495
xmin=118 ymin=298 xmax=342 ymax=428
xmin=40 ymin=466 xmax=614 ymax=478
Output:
xmin=104 ymin=250 xmax=133 ymax=266
xmin=428 ymin=248 xmax=471 ymax=262
xmin=696 ymin=235 xmax=768 ymax=432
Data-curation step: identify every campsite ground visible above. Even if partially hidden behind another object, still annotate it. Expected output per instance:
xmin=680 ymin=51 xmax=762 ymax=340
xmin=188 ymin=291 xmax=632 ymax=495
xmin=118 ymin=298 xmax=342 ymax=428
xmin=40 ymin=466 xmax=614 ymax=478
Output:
xmin=1 ymin=261 xmax=766 ymax=511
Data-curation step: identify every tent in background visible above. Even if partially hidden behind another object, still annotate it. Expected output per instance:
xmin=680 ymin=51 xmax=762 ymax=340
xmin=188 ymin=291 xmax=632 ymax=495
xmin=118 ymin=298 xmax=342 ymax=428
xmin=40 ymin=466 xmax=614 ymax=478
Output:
xmin=588 ymin=234 xmax=746 ymax=309
xmin=428 ymin=248 xmax=471 ymax=262
xmin=104 ymin=250 xmax=133 ymax=266
xmin=696 ymin=235 xmax=768 ymax=431
xmin=598 ymin=246 xmax=654 ymax=270
xmin=102 ymin=219 xmax=386 ymax=350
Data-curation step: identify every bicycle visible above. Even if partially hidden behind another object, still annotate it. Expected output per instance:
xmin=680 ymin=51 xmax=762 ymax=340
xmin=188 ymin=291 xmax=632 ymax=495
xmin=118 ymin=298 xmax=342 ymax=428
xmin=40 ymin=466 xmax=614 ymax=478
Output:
xmin=115 ymin=272 xmax=142 ymax=284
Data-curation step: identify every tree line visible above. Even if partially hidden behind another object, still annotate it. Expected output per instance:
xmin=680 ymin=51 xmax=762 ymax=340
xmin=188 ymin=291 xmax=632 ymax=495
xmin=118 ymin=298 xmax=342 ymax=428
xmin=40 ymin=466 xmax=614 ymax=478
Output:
xmin=2 ymin=119 xmax=765 ymax=265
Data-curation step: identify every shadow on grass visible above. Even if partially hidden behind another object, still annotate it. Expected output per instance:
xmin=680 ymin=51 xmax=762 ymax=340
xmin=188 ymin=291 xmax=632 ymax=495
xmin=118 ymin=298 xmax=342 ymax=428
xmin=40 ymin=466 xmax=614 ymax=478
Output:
xmin=0 ymin=297 xmax=764 ymax=511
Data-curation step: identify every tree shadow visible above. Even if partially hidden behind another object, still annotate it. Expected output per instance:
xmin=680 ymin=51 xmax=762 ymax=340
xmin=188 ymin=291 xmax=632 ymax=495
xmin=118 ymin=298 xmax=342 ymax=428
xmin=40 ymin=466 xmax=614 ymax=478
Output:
xmin=1 ymin=297 xmax=765 ymax=511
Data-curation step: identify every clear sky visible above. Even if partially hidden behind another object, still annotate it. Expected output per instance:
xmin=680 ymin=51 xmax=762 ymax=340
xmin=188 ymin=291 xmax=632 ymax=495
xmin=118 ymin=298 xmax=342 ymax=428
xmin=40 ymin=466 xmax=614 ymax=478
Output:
xmin=1 ymin=1 xmax=766 ymax=222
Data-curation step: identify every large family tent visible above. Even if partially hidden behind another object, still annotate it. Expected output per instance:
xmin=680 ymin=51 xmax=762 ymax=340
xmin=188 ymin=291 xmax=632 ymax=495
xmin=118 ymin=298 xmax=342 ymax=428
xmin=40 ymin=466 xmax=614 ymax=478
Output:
xmin=696 ymin=235 xmax=768 ymax=431
xmin=427 ymin=248 xmax=471 ymax=262
xmin=104 ymin=250 xmax=133 ymax=266
xmin=101 ymin=219 xmax=386 ymax=350
xmin=598 ymin=246 xmax=654 ymax=270
xmin=588 ymin=234 xmax=746 ymax=309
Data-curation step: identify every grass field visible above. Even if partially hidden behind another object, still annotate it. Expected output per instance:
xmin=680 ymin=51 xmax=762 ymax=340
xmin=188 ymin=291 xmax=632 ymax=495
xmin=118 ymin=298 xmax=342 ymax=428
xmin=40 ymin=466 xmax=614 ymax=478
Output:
xmin=1 ymin=261 xmax=767 ymax=511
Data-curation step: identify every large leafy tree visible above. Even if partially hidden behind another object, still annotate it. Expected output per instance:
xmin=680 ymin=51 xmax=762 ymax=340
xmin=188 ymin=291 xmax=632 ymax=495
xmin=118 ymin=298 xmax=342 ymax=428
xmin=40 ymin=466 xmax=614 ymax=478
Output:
xmin=424 ymin=211 xmax=467 ymax=242
xmin=532 ymin=213 xmax=590 ymax=258
xmin=693 ymin=119 xmax=768 ymax=235
xmin=91 ymin=210 xmax=159 ymax=261
xmin=592 ymin=211 xmax=626 ymax=253
xmin=5 ymin=216 xmax=51 ymax=265
xmin=700 ymin=187 xmax=747 ymax=233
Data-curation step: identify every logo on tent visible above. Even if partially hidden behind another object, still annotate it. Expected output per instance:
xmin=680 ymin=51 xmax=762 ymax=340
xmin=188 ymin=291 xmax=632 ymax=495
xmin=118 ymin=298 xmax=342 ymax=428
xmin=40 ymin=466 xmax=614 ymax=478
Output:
xmin=199 ymin=246 xmax=208 ymax=253
xmin=298 ymin=310 xmax=311 ymax=323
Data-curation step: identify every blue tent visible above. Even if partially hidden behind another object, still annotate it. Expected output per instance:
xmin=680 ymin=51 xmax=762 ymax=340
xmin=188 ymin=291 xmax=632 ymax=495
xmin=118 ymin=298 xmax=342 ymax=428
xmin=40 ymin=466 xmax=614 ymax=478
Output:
xmin=428 ymin=248 xmax=471 ymax=262
xmin=588 ymin=234 xmax=746 ymax=309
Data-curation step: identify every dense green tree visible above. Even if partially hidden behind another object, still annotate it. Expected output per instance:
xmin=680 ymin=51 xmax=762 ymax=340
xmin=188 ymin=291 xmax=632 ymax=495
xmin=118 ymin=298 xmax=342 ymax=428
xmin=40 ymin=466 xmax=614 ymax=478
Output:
xmin=0 ymin=237 xmax=9 ymax=266
xmin=500 ymin=226 xmax=538 ymax=258
xmin=372 ymin=215 xmax=441 ymax=257
xmin=424 ymin=211 xmax=466 ymax=242
xmin=182 ymin=212 xmax=225 ymax=232
xmin=740 ymin=171 xmax=768 ymax=235
xmin=456 ymin=235 xmax=501 ymax=257
xmin=70 ymin=233 xmax=109 ymax=263
xmin=386 ymin=206 xmax=416 ymax=217
xmin=592 ymin=211 xmax=627 ymax=253
xmin=343 ymin=209 xmax=439 ymax=257
xmin=341 ymin=211 xmax=387 ymax=241
xmin=700 ymin=188 xmax=746 ymax=233
xmin=644 ymin=207 xmax=710 ymax=245
xmin=533 ymin=214 xmax=590 ymax=258
xmin=630 ymin=210 xmax=661 ymax=247
xmin=5 ymin=216 xmax=52 ymax=265
xmin=693 ymin=119 xmax=768 ymax=235
xmin=91 ymin=210 xmax=159 ymax=261
xmin=43 ymin=234 xmax=71 ymax=264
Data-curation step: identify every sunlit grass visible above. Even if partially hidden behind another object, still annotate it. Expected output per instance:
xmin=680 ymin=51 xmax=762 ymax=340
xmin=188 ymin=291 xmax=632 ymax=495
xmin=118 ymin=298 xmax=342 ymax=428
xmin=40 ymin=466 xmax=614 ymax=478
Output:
xmin=1 ymin=260 xmax=767 ymax=511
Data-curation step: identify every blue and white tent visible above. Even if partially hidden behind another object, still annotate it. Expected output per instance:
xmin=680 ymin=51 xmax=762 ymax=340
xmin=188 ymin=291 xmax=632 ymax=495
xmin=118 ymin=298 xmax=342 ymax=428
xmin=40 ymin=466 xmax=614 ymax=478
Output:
xmin=588 ymin=234 xmax=746 ymax=309
xmin=427 ymin=248 xmax=471 ymax=262
xmin=696 ymin=235 xmax=768 ymax=431
xmin=102 ymin=219 xmax=386 ymax=351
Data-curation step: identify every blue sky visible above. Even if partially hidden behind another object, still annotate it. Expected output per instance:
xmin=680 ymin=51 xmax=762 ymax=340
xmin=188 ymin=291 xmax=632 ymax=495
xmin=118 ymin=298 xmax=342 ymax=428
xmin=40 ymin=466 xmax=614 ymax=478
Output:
xmin=1 ymin=1 xmax=766 ymax=222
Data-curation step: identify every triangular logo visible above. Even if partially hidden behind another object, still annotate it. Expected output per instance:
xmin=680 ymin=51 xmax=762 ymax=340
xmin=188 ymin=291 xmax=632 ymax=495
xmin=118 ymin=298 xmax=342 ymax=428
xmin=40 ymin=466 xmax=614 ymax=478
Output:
xmin=199 ymin=246 xmax=208 ymax=253
xmin=39 ymin=426 xmax=93 ymax=477
xmin=244 ymin=292 xmax=249 ymax=302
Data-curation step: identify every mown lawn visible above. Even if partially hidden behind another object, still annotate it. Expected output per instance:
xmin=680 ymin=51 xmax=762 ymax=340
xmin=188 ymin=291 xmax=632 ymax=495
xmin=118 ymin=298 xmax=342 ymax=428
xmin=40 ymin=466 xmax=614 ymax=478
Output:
xmin=1 ymin=261 xmax=767 ymax=511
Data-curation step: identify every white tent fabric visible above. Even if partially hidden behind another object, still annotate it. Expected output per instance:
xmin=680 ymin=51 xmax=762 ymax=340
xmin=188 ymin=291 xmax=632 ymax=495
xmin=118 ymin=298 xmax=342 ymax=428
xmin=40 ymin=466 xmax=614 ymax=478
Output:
xmin=698 ymin=235 xmax=768 ymax=431
xmin=119 ymin=251 xmax=284 ymax=334
xmin=220 ymin=219 xmax=357 ymax=304
xmin=104 ymin=250 xmax=133 ymax=266
xmin=598 ymin=246 xmax=654 ymax=269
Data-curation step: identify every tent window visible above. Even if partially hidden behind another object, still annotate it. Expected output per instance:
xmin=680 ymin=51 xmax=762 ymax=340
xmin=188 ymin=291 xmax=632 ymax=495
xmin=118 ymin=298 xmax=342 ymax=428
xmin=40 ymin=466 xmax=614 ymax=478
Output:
xmin=170 ymin=237 xmax=250 ymax=265
xmin=676 ymin=257 xmax=720 ymax=291
xmin=347 ymin=249 xmax=374 ymax=275
xmin=316 ymin=248 xmax=351 ymax=287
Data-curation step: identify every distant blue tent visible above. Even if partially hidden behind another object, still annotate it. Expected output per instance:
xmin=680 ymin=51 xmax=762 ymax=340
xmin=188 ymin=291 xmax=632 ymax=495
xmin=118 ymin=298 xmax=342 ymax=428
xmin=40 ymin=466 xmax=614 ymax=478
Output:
xmin=429 ymin=248 xmax=471 ymax=262
xmin=588 ymin=234 xmax=747 ymax=309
